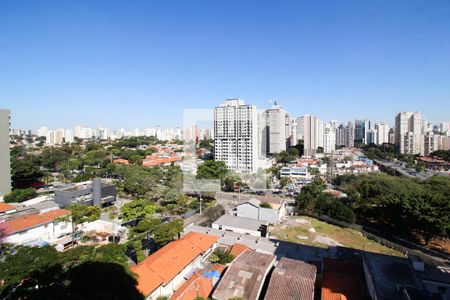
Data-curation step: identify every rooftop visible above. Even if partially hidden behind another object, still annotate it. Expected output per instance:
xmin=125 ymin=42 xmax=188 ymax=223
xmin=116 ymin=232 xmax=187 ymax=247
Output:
xmin=363 ymin=253 xmax=424 ymax=300
xmin=264 ymin=257 xmax=317 ymax=300
xmin=170 ymin=264 xmax=226 ymax=300
xmin=131 ymin=232 xmax=218 ymax=296
xmin=0 ymin=202 xmax=16 ymax=214
xmin=0 ymin=209 xmax=71 ymax=234
xmin=213 ymin=215 xmax=268 ymax=232
xmin=213 ymin=250 xmax=275 ymax=300
xmin=321 ymin=258 xmax=364 ymax=300
xmin=229 ymin=243 xmax=250 ymax=258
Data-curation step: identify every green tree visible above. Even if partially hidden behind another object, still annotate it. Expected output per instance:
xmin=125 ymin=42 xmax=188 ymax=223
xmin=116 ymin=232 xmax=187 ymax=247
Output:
xmin=120 ymin=199 xmax=158 ymax=221
xmin=260 ymin=202 xmax=272 ymax=209
xmin=132 ymin=217 xmax=162 ymax=235
xmin=3 ymin=188 xmax=36 ymax=203
xmin=11 ymin=158 xmax=43 ymax=186
xmin=196 ymin=160 xmax=228 ymax=180
xmin=153 ymin=219 xmax=183 ymax=246
xmin=68 ymin=204 xmax=101 ymax=225
xmin=279 ymin=176 xmax=291 ymax=188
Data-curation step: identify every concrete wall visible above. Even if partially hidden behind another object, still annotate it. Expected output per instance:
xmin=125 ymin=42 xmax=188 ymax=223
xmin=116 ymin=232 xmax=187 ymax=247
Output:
xmin=235 ymin=203 xmax=259 ymax=220
xmin=0 ymin=109 xmax=11 ymax=197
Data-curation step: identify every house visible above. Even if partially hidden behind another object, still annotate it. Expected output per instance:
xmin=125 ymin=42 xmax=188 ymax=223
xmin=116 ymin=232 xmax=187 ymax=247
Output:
xmin=212 ymin=250 xmax=276 ymax=300
xmin=231 ymin=198 xmax=286 ymax=224
xmin=0 ymin=202 xmax=17 ymax=216
xmin=264 ymin=257 xmax=317 ymax=300
xmin=212 ymin=215 xmax=269 ymax=237
xmin=142 ymin=153 xmax=182 ymax=167
xmin=131 ymin=232 xmax=218 ymax=300
xmin=170 ymin=264 xmax=226 ymax=300
xmin=280 ymin=166 xmax=311 ymax=181
xmin=0 ymin=209 xmax=72 ymax=246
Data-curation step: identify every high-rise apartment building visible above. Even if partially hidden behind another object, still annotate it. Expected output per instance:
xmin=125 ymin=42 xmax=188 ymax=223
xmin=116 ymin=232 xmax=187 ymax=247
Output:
xmin=354 ymin=119 xmax=371 ymax=144
xmin=374 ymin=122 xmax=389 ymax=145
xmin=0 ymin=109 xmax=11 ymax=197
xmin=265 ymin=103 xmax=289 ymax=154
xmin=297 ymin=115 xmax=318 ymax=157
xmin=423 ymin=132 xmax=438 ymax=156
xmin=37 ymin=126 xmax=48 ymax=137
xmin=345 ymin=122 xmax=355 ymax=148
xmin=214 ymin=99 xmax=261 ymax=173
xmin=323 ymin=123 xmax=335 ymax=154
xmin=64 ymin=129 xmax=75 ymax=143
xmin=395 ymin=112 xmax=424 ymax=154
xmin=336 ymin=124 xmax=346 ymax=147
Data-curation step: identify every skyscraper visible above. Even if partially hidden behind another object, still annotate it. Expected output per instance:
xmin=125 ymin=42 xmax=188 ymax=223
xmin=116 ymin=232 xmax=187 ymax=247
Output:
xmin=265 ymin=103 xmax=289 ymax=154
xmin=0 ymin=109 xmax=11 ymax=197
xmin=37 ymin=126 xmax=48 ymax=137
xmin=395 ymin=112 xmax=424 ymax=154
xmin=297 ymin=115 xmax=318 ymax=157
xmin=345 ymin=121 xmax=355 ymax=148
xmin=214 ymin=99 xmax=261 ymax=173
xmin=354 ymin=119 xmax=371 ymax=144
xmin=323 ymin=123 xmax=336 ymax=154
xmin=335 ymin=124 xmax=346 ymax=147
xmin=374 ymin=122 xmax=389 ymax=145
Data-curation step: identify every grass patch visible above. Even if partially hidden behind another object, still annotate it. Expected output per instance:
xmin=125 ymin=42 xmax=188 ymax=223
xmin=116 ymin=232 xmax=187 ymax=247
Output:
xmin=273 ymin=216 xmax=403 ymax=257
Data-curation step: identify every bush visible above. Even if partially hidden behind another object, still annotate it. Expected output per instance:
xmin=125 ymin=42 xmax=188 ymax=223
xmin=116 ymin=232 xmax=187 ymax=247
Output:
xmin=209 ymin=248 xmax=234 ymax=264
xmin=260 ymin=202 xmax=272 ymax=209
xmin=3 ymin=188 xmax=36 ymax=203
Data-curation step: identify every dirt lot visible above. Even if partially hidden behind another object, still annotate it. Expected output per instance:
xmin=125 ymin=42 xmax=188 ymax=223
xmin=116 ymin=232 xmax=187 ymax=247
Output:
xmin=272 ymin=216 xmax=403 ymax=257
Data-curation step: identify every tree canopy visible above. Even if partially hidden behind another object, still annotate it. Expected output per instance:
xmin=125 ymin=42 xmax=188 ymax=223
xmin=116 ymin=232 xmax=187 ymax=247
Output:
xmin=3 ymin=188 xmax=36 ymax=203
xmin=296 ymin=179 xmax=356 ymax=223
xmin=196 ymin=160 xmax=228 ymax=180
xmin=335 ymin=173 xmax=450 ymax=243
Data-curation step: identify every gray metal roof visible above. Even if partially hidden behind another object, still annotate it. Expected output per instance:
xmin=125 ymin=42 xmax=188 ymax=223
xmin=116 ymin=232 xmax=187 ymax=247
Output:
xmin=30 ymin=201 xmax=59 ymax=212
xmin=213 ymin=214 xmax=268 ymax=231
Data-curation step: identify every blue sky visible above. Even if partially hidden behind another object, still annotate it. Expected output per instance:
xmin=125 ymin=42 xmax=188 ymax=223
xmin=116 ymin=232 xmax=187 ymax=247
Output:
xmin=0 ymin=0 xmax=449 ymax=130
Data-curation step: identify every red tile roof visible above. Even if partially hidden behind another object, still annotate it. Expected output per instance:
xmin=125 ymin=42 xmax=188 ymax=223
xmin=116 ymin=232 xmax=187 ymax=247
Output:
xmin=229 ymin=243 xmax=250 ymax=258
xmin=170 ymin=264 xmax=226 ymax=300
xmin=0 ymin=202 xmax=16 ymax=214
xmin=0 ymin=209 xmax=71 ymax=234
xmin=131 ymin=232 xmax=218 ymax=297
xmin=321 ymin=259 xmax=363 ymax=300
xmin=142 ymin=153 xmax=182 ymax=167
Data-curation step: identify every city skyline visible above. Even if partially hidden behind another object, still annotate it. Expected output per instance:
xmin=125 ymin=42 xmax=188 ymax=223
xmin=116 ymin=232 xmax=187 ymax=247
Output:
xmin=1 ymin=1 xmax=450 ymax=129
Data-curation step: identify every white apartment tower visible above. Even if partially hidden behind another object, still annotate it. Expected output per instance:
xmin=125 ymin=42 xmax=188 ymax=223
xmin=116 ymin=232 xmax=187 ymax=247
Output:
xmin=374 ymin=122 xmax=389 ymax=145
xmin=0 ymin=109 xmax=12 ymax=197
xmin=214 ymin=99 xmax=260 ymax=173
xmin=395 ymin=112 xmax=424 ymax=154
xmin=323 ymin=123 xmax=336 ymax=154
xmin=265 ymin=103 xmax=289 ymax=154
